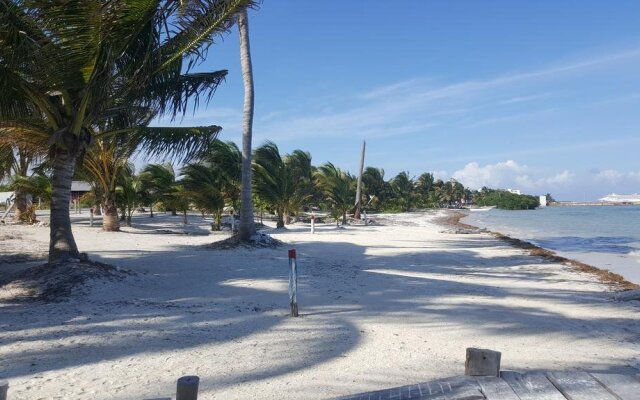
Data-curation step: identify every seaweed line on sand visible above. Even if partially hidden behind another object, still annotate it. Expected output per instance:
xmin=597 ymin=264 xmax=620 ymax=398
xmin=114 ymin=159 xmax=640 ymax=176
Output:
xmin=441 ymin=210 xmax=639 ymax=291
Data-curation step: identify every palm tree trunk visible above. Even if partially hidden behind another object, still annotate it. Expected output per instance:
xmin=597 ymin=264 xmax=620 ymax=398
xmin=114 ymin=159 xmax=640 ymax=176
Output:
xmin=183 ymin=209 xmax=188 ymax=225
xmin=102 ymin=192 xmax=120 ymax=231
xmin=216 ymin=212 xmax=221 ymax=230
xmin=13 ymin=188 xmax=27 ymax=221
xmin=237 ymin=9 xmax=255 ymax=242
xmin=342 ymin=210 xmax=347 ymax=225
xmin=48 ymin=147 xmax=80 ymax=263
xmin=276 ymin=210 xmax=284 ymax=228
xmin=149 ymin=205 xmax=153 ymax=218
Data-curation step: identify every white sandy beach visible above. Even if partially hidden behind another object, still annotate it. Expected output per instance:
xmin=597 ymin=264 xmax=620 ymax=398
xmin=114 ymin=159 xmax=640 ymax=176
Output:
xmin=1 ymin=211 xmax=639 ymax=399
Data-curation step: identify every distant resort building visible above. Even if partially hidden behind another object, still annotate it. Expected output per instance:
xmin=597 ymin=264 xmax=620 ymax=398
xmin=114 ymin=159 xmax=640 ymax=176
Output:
xmin=599 ymin=193 xmax=640 ymax=204
xmin=71 ymin=181 xmax=92 ymax=203
xmin=506 ymin=189 xmax=521 ymax=195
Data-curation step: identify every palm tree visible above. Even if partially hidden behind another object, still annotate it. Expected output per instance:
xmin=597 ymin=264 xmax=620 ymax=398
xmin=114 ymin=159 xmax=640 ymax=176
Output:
xmin=7 ymin=171 xmax=51 ymax=222
xmin=315 ymin=163 xmax=356 ymax=225
xmin=115 ymin=166 xmax=141 ymax=227
xmin=140 ymin=163 xmax=178 ymax=215
xmin=181 ymin=163 xmax=226 ymax=230
xmin=170 ymin=183 xmax=191 ymax=225
xmin=0 ymin=145 xmax=39 ymax=220
xmin=0 ymin=0 xmax=254 ymax=263
xmin=82 ymin=125 xmax=221 ymax=231
xmin=390 ymin=171 xmax=415 ymax=212
xmin=237 ymin=8 xmax=256 ymax=241
xmin=205 ymin=140 xmax=242 ymax=213
xmin=361 ymin=166 xmax=390 ymax=211
xmin=415 ymin=172 xmax=435 ymax=208
xmin=252 ymin=142 xmax=312 ymax=228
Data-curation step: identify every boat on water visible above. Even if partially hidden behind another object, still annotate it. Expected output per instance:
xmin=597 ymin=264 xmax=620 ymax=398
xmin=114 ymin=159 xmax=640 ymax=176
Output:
xmin=599 ymin=193 xmax=640 ymax=204
xmin=468 ymin=206 xmax=496 ymax=212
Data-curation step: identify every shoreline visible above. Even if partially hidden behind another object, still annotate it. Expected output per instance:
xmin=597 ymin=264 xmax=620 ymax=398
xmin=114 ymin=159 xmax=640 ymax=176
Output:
xmin=439 ymin=210 xmax=639 ymax=291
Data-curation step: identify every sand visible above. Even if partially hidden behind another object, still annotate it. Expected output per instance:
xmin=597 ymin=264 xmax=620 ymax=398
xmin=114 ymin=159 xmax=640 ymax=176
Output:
xmin=1 ymin=210 xmax=639 ymax=399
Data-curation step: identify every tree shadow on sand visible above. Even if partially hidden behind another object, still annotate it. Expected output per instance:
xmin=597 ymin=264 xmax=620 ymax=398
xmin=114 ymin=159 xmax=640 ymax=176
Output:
xmin=0 ymin=227 xmax=639 ymax=397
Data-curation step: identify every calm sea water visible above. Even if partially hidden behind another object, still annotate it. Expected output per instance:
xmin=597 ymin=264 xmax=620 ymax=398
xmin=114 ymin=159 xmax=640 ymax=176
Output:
xmin=463 ymin=205 xmax=640 ymax=284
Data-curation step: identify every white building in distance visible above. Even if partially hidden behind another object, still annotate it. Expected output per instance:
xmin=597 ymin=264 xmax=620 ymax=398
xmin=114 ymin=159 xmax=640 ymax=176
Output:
xmin=539 ymin=195 xmax=548 ymax=207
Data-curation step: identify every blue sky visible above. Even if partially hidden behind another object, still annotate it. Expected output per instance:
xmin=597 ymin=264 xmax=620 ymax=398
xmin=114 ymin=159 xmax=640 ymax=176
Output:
xmin=154 ymin=1 xmax=640 ymax=201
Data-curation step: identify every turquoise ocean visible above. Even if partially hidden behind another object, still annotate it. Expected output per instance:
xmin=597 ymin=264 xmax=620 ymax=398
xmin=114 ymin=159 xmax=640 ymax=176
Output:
xmin=463 ymin=205 xmax=640 ymax=284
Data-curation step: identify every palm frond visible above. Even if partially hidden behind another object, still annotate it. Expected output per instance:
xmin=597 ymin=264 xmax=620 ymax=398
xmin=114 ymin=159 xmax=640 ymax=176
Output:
xmin=157 ymin=0 xmax=257 ymax=71
xmin=127 ymin=125 xmax=222 ymax=163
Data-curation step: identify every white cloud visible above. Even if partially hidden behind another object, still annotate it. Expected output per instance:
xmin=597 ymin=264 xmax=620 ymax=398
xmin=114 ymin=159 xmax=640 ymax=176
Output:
xmin=595 ymin=169 xmax=625 ymax=183
xmin=595 ymin=169 xmax=640 ymax=184
xmin=452 ymin=160 xmax=573 ymax=192
xmin=432 ymin=170 xmax=449 ymax=180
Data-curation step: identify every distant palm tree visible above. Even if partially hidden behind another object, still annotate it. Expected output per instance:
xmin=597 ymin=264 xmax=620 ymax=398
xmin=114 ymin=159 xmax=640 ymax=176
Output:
xmin=140 ymin=164 xmax=179 ymax=215
xmin=115 ymin=166 xmax=139 ymax=227
xmin=0 ymin=0 xmax=254 ymax=262
xmin=415 ymin=172 xmax=435 ymax=208
xmin=252 ymin=142 xmax=312 ymax=228
xmin=316 ymin=163 xmax=356 ymax=225
xmin=391 ymin=171 xmax=415 ymax=212
xmin=170 ymin=183 xmax=192 ymax=225
xmin=0 ymin=145 xmax=37 ymax=220
xmin=238 ymin=8 xmax=256 ymax=241
xmin=181 ymin=162 xmax=226 ymax=230
xmin=205 ymin=140 xmax=243 ymax=212
xmin=362 ymin=166 xmax=390 ymax=210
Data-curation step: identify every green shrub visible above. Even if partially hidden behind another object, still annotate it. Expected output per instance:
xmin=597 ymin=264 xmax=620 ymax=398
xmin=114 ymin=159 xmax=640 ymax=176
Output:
xmin=475 ymin=190 xmax=539 ymax=210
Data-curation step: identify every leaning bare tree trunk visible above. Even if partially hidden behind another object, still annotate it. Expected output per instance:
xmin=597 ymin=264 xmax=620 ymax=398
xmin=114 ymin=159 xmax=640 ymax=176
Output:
xmin=102 ymin=192 xmax=120 ymax=231
xmin=237 ymin=9 xmax=255 ymax=242
xmin=354 ymin=140 xmax=366 ymax=219
xmin=49 ymin=148 xmax=81 ymax=263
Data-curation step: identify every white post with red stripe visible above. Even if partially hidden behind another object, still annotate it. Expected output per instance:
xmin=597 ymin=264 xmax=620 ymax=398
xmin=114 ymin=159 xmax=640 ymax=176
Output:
xmin=288 ymin=249 xmax=299 ymax=317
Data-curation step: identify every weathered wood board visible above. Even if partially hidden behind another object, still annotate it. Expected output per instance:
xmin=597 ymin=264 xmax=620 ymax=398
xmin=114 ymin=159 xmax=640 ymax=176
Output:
xmin=475 ymin=376 xmax=520 ymax=400
xmin=335 ymin=370 xmax=640 ymax=400
xmin=546 ymin=371 xmax=618 ymax=400
xmin=590 ymin=373 xmax=640 ymax=400
xmin=333 ymin=376 xmax=484 ymax=400
xmin=499 ymin=371 xmax=566 ymax=400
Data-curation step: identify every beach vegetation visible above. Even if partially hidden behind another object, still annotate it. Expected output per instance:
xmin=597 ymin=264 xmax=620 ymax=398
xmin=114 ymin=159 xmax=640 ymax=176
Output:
xmin=181 ymin=160 xmax=227 ymax=231
xmin=315 ymin=163 xmax=356 ymax=225
xmin=474 ymin=188 xmax=539 ymax=210
xmin=252 ymin=142 xmax=313 ymax=228
xmin=0 ymin=0 xmax=254 ymax=262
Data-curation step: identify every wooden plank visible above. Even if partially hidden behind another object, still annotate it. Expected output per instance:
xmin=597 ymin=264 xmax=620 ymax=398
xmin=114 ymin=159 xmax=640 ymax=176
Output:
xmin=0 ymin=380 xmax=7 ymax=400
xmin=590 ymin=373 xmax=640 ymax=400
xmin=475 ymin=376 xmax=520 ymax=400
xmin=333 ymin=376 xmax=485 ymax=400
xmin=546 ymin=372 xmax=618 ymax=400
xmin=501 ymin=371 xmax=566 ymax=400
